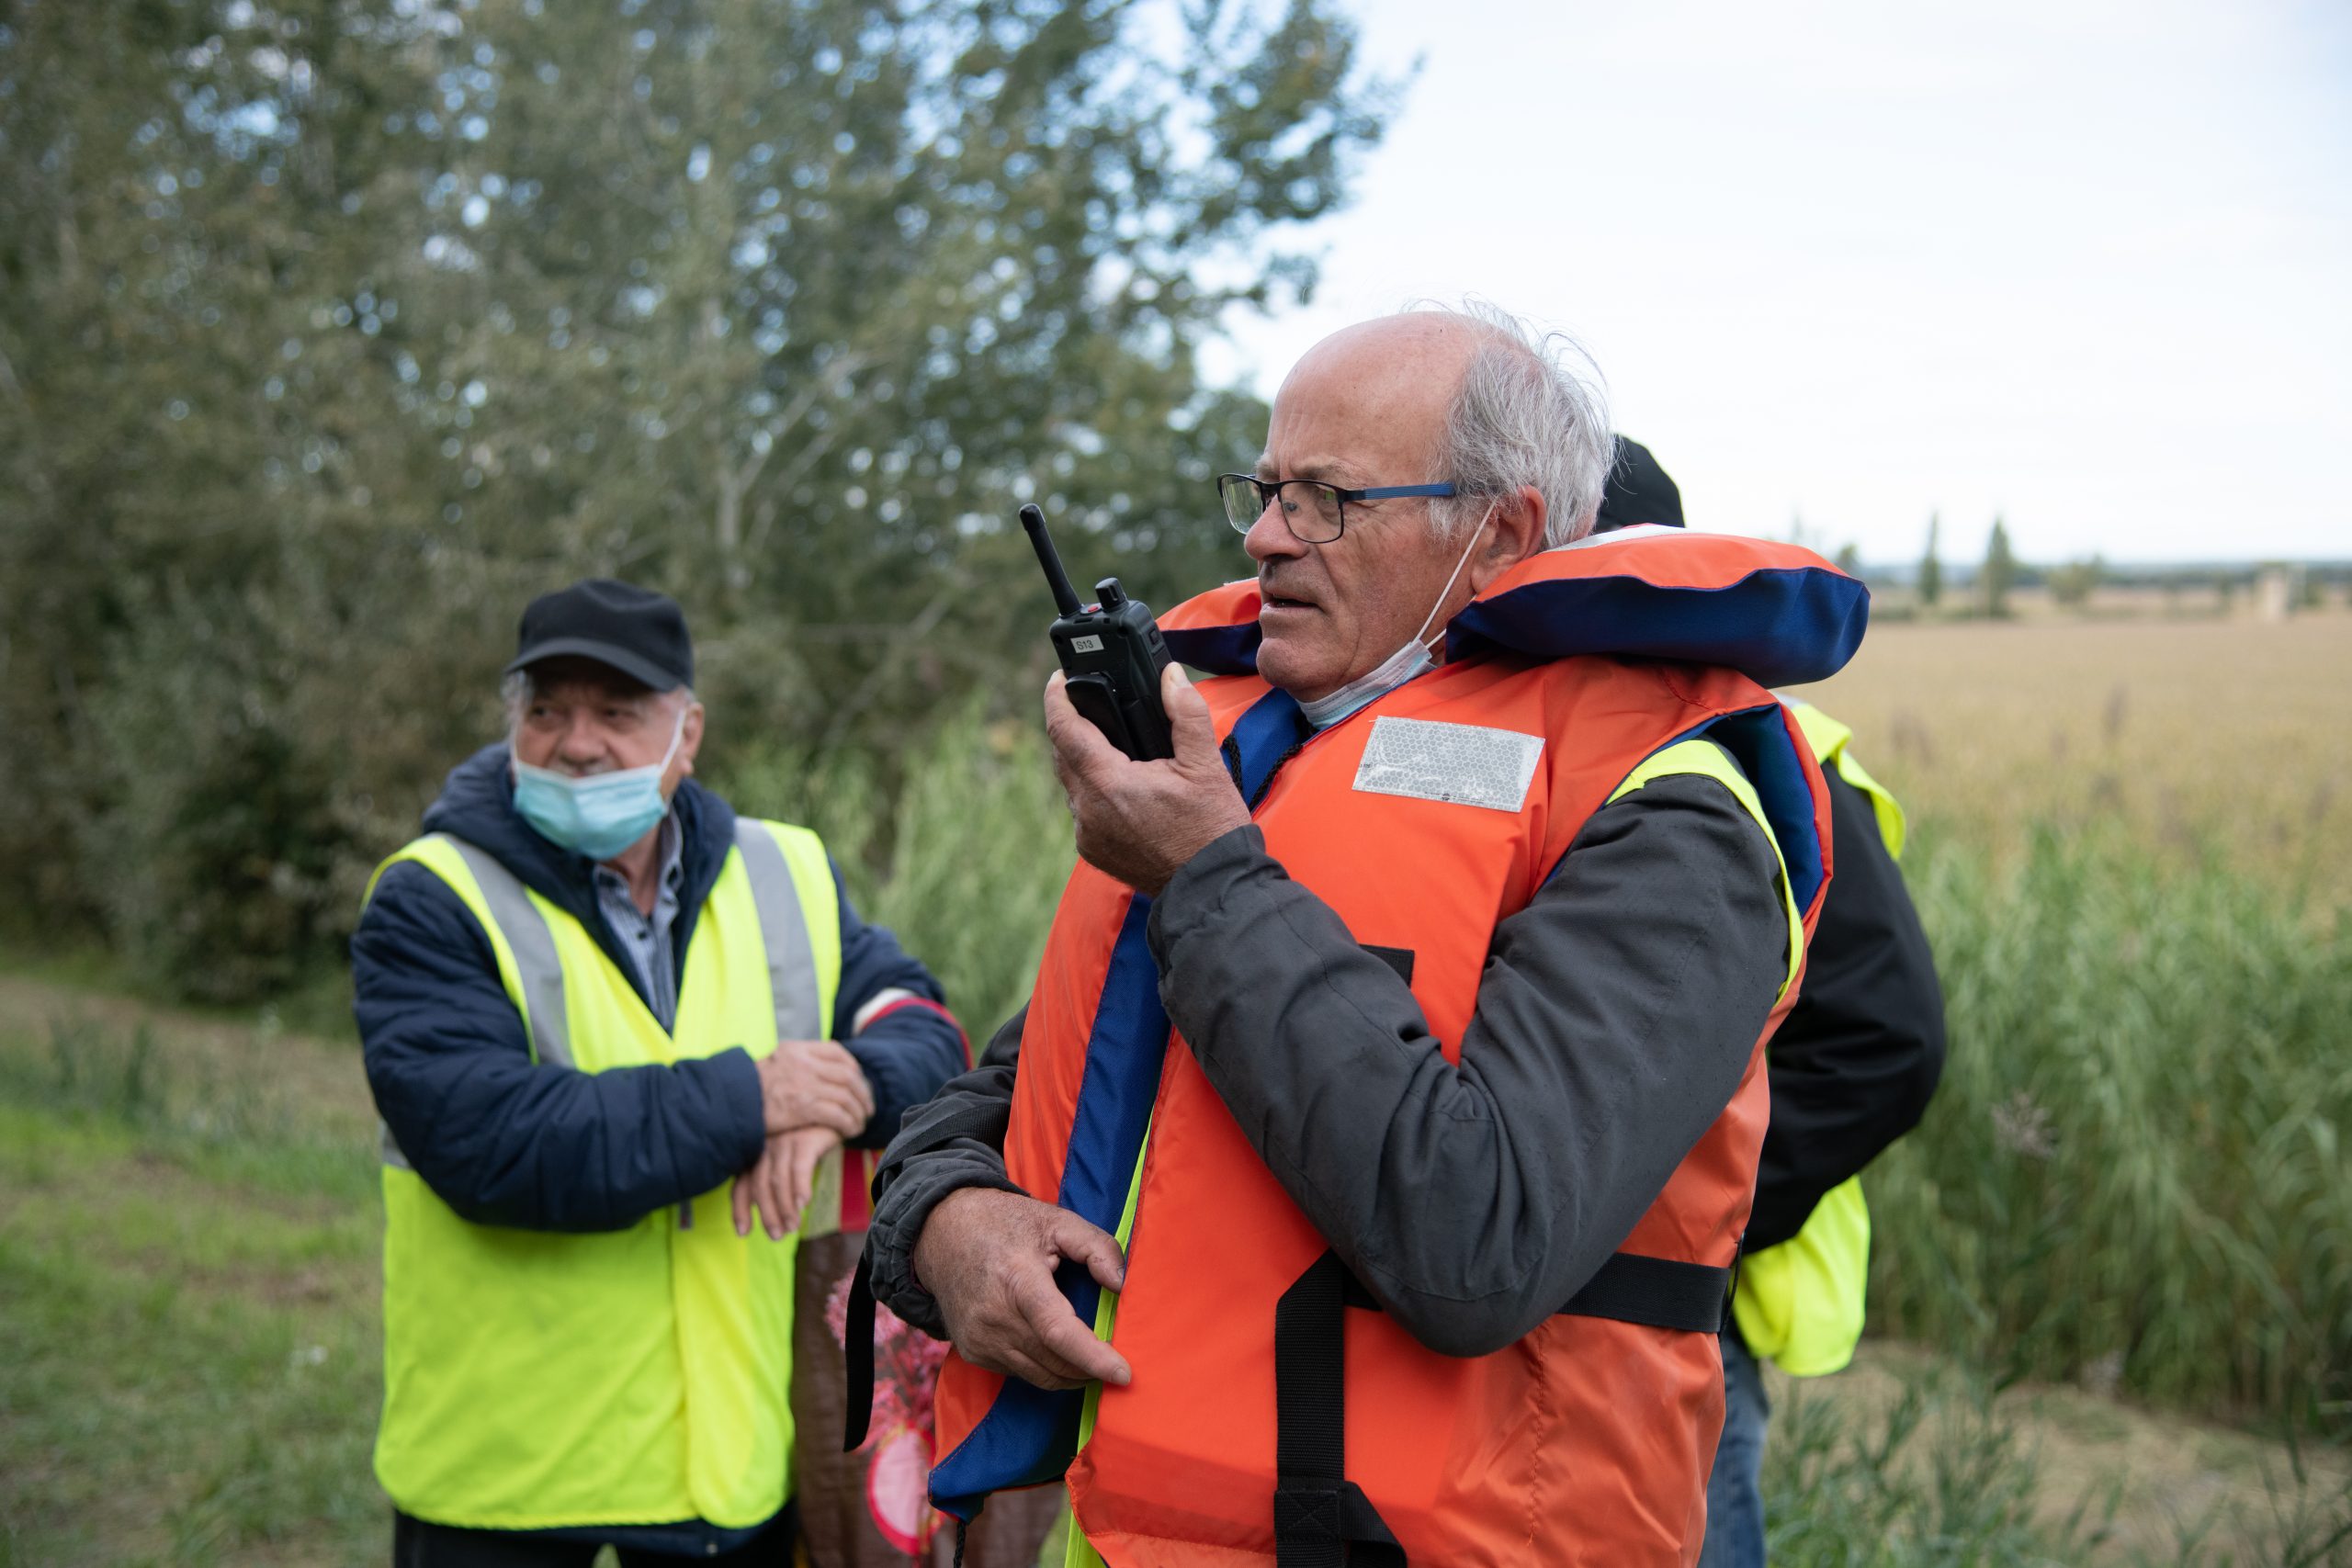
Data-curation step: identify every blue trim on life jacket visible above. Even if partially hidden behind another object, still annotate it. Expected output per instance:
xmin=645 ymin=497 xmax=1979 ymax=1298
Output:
xmin=1225 ymin=685 xmax=1310 ymax=802
xmin=1161 ymin=618 xmax=1261 ymax=676
xmin=927 ymin=895 xmax=1162 ymax=1515
xmin=1445 ymin=566 xmax=1867 ymax=688
xmin=1556 ymin=704 xmax=1827 ymax=918
xmin=1163 ymin=564 xmax=1866 ymax=687
xmin=928 ymin=686 xmax=1311 ymax=1518
xmin=925 ymin=1376 xmax=1083 ymax=1521
xmin=1685 ymin=705 xmax=1828 ymax=916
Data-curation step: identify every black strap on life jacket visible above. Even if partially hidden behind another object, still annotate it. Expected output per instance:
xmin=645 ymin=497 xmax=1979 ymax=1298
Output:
xmin=842 ymin=1247 xmax=878 ymax=1451
xmin=1272 ymin=1247 xmax=1732 ymax=1565
xmin=1274 ymin=1253 xmax=1406 ymax=1568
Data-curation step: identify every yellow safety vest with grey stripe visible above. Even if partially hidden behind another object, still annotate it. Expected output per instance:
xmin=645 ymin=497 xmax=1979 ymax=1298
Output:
xmin=1730 ymin=698 xmax=1907 ymax=1378
xmin=367 ymin=818 xmax=842 ymax=1531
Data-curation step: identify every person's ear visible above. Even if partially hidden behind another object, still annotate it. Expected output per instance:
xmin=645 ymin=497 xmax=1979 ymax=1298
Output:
xmin=1469 ymin=485 xmax=1547 ymax=592
xmin=674 ymin=702 xmax=705 ymax=782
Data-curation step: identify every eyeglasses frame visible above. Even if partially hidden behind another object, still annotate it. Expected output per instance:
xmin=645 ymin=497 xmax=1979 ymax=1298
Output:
xmin=1216 ymin=473 xmax=1459 ymax=543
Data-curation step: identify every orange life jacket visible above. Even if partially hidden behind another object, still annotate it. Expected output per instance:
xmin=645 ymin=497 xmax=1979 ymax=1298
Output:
xmin=930 ymin=529 xmax=1864 ymax=1565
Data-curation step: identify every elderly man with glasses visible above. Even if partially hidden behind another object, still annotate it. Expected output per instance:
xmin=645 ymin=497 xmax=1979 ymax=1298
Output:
xmin=859 ymin=305 xmax=1867 ymax=1564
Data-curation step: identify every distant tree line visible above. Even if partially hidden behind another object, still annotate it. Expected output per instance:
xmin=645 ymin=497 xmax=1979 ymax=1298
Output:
xmin=0 ymin=0 xmax=1393 ymax=999
xmin=1879 ymin=516 xmax=2346 ymax=617
xmin=1820 ymin=512 xmax=2351 ymax=626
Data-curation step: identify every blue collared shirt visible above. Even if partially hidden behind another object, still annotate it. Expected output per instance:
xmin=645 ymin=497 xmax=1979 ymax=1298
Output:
xmin=593 ymin=813 xmax=685 ymax=1028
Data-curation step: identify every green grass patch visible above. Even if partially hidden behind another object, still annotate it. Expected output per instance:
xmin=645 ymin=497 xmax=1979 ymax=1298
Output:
xmin=0 ymin=1022 xmax=384 ymax=1567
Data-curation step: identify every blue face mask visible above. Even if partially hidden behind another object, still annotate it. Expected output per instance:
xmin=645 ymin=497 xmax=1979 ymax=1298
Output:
xmin=511 ymin=707 xmax=686 ymax=862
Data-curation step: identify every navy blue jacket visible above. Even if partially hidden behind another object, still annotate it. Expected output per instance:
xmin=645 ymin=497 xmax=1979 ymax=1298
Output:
xmin=354 ymin=743 xmax=968 ymax=1234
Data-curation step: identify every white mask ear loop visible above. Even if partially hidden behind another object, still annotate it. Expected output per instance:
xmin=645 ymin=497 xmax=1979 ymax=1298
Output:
xmin=653 ymin=699 xmax=689 ymax=773
xmin=1412 ymin=502 xmax=1498 ymax=656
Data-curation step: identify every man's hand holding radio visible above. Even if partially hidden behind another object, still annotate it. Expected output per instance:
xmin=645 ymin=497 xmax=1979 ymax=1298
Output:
xmin=1046 ymin=663 xmax=1248 ymax=897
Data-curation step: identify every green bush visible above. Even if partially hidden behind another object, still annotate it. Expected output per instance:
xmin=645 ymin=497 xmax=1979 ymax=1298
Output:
xmin=73 ymin=555 xmax=532 ymax=1002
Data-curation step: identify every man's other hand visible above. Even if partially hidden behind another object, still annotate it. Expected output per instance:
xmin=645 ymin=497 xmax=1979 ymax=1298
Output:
xmin=754 ymin=1039 xmax=874 ymax=1138
xmin=1045 ymin=663 xmax=1249 ymax=897
xmin=912 ymin=1187 xmax=1133 ymax=1391
xmin=732 ymin=1125 xmax=840 ymax=1239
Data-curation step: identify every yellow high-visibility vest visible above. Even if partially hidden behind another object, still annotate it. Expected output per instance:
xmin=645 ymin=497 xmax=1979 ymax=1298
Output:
xmin=367 ymin=818 xmax=842 ymax=1531
xmin=1731 ymin=699 xmax=1907 ymax=1378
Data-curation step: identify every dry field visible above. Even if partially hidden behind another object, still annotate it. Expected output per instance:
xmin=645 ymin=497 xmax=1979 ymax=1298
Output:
xmin=1786 ymin=611 xmax=2352 ymax=898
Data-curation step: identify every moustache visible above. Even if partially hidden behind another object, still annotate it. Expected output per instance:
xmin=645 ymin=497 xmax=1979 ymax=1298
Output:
xmin=1257 ymin=575 xmax=1317 ymax=604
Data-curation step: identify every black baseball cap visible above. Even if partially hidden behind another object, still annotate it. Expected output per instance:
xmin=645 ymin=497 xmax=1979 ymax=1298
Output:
xmin=505 ymin=578 xmax=694 ymax=692
xmin=1595 ymin=436 xmax=1685 ymax=533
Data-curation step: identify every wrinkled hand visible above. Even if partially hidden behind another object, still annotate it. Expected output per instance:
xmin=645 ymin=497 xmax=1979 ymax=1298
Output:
xmin=1045 ymin=663 xmax=1249 ymax=897
xmin=912 ymin=1187 xmax=1132 ymax=1391
xmin=732 ymin=1125 xmax=839 ymax=1239
xmin=754 ymin=1038 xmax=874 ymax=1138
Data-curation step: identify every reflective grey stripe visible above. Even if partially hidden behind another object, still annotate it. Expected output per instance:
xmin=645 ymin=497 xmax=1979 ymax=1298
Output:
xmin=733 ymin=819 xmax=823 ymax=1040
xmin=380 ymin=1120 xmax=413 ymax=1170
xmin=435 ymin=833 xmax=574 ymax=1068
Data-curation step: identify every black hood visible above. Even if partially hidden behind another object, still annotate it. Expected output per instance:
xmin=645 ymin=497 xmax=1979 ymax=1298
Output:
xmin=420 ymin=742 xmax=742 ymax=1008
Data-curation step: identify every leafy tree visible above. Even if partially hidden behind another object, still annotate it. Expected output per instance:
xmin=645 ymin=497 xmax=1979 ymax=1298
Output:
xmin=0 ymin=0 xmax=1396 ymax=996
xmin=1917 ymin=512 xmax=1942 ymax=609
xmin=1980 ymin=515 xmax=2016 ymax=618
xmin=1 ymin=0 xmax=459 ymax=956
xmin=1833 ymin=542 xmax=1861 ymax=576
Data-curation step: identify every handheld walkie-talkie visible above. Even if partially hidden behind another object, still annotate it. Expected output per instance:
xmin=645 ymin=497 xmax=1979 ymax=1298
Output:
xmin=1021 ymin=502 xmax=1175 ymax=761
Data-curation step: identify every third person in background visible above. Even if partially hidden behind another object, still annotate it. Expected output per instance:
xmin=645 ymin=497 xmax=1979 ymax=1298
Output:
xmin=1599 ymin=439 xmax=1948 ymax=1568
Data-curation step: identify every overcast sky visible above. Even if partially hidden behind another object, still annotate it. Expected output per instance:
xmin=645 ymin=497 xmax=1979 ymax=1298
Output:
xmin=1199 ymin=0 xmax=2351 ymax=565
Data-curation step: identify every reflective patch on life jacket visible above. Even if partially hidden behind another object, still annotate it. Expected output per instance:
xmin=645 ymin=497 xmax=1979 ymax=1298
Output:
xmin=1351 ymin=716 xmax=1544 ymax=812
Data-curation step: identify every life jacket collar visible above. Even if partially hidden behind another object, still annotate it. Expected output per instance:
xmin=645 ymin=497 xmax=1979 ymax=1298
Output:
xmin=1158 ymin=528 xmax=1868 ymax=690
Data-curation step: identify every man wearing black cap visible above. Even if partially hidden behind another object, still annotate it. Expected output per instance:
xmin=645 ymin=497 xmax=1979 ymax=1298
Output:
xmin=1593 ymin=441 xmax=1946 ymax=1568
xmin=352 ymin=579 xmax=971 ymax=1565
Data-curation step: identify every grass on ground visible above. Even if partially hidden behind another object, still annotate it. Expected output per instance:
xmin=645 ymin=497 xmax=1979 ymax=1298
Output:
xmin=2 ymin=983 xmax=2346 ymax=1565
xmin=0 ymin=1003 xmax=381 ymax=1567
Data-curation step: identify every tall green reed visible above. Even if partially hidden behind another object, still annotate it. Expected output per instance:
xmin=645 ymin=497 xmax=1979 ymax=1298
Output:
xmin=1870 ymin=825 xmax=2352 ymax=1433
xmin=717 ymin=705 xmax=1078 ymax=1048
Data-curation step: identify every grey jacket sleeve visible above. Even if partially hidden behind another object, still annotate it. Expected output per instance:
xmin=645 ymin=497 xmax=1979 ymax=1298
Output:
xmin=865 ymin=1007 xmax=1027 ymax=1337
xmin=1148 ymin=771 xmax=1790 ymax=1358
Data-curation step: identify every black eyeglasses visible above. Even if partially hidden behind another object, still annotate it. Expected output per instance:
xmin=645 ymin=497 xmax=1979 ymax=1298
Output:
xmin=1216 ymin=473 xmax=1457 ymax=544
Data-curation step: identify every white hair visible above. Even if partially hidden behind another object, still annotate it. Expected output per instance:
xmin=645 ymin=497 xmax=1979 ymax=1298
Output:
xmin=500 ymin=668 xmax=695 ymax=734
xmin=1415 ymin=301 xmax=1612 ymax=549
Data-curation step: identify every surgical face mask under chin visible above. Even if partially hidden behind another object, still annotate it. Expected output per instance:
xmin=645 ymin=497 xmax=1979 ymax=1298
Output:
xmin=511 ymin=706 xmax=686 ymax=861
xmin=1298 ymin=506 xmax=1493 ymax=730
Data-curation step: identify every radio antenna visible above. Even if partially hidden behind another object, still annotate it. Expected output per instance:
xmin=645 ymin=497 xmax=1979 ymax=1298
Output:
xmin=1021 ymin=503 xmax=1083 ymax=616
